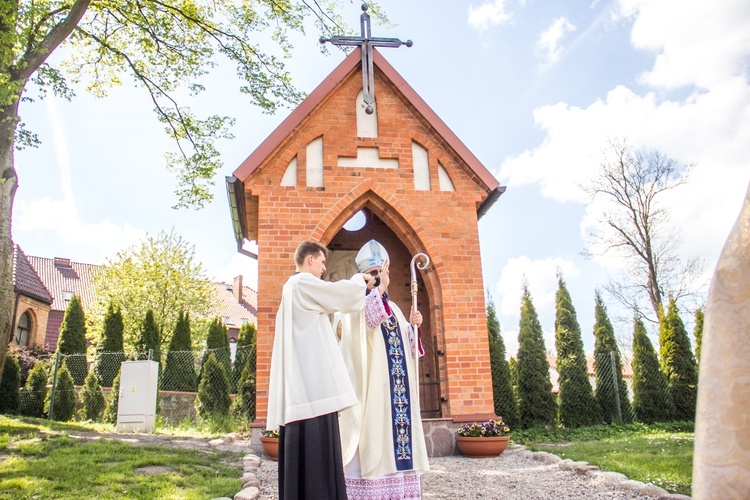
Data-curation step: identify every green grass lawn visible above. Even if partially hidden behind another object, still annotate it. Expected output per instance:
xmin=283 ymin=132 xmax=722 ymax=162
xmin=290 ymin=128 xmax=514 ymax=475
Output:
xmin=512 ymin=422 xmax=693 ymax=496
xmin=0 ymin=416 xmax=243 ymax=499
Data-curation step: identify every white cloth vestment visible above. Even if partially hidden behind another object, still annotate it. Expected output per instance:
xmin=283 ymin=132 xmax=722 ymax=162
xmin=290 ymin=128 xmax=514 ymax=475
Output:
xmin=266 ymin=272 xmax=366 ymax=429
xmin=337 ymin=290 xmax=430 ymax=486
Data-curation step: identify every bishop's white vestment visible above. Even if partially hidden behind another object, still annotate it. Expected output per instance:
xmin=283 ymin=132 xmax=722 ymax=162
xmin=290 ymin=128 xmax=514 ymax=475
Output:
xmin=338 ymin=290 xmax=430 ymax=499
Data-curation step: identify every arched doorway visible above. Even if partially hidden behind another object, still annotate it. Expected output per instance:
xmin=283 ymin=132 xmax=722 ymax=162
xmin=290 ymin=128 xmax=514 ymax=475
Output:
xmin=323 ymin=207 xmax=442 ymax=418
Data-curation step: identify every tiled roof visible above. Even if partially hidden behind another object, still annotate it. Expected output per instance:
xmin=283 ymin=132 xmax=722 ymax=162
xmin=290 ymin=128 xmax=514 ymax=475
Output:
xmin=26 ymin=255 xmax=101 ymax=312
xmin=211 ymin=282 xmax=258 ymax=329
xmin=21 ymin=252 xmax=258 ymax=330
xmin=12 ymin=245 xmax=53 ymax=305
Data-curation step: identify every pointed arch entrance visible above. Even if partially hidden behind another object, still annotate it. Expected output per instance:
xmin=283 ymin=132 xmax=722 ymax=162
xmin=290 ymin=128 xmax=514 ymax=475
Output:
xmin=315 ymin=189 xmax=444 ymax=418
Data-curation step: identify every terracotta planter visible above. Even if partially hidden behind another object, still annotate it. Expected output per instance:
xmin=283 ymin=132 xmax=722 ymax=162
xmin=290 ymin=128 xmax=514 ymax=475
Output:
xmin=260 ymin=436 xmax=279 ymax=461
xmin=455 ymin=435 xmax=510 ymax=458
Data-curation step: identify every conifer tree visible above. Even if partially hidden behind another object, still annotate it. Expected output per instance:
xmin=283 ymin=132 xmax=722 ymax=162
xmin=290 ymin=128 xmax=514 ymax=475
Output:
xmin=104 ymin=369 xmax=122 ymax=424
xmin=57 ymin=295 xmax=89 ymax=385
xmin=20 ymin=362 xmax=48 ymax=417
xmin=660 ymin=298 xmax=698 ymax=420
xmin=93 ymin=304 xmax=125 ymax=387
xmin=233 ymin=322 xmax=257 ymax=393
xmin=201 ymin=318 xmax=231 ymax=386
xmin=555 ymin=278 xmax=600 ymax=428
xmin=593 ymin=292 xmax=633 ymax=423
xmin=632 ymin=317 xmax=673 ymax=422
xmin=509 ymin=357 xmax=520 ymax=400
xmin=0 ymin=355 xmax=21 ymax=414
xmin=487 ymin=293 xmax=518 ymax=428
xmin=135 ymin=309 xmax=162 ymax=364
xmin=195 ymin=353 xmax=231 ymax=420
xmin=162 ymin=311 xmax=197 ymax=391
xmin=46 ymin=363 xmax=76 ymax=421
xmin=80 ymin=370 xmax=106 ymax=421
xmin=516 ymin=285 xmax=556 ymax=429
xmin=694 ymin=308 xmax=704 ymax=363
xmin=232 ymin=352 xmax=257 ymax=422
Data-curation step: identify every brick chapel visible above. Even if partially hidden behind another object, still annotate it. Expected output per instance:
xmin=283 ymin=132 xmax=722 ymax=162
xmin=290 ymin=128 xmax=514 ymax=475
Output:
xmin=226 ymin=18 xmax=505 ymax=448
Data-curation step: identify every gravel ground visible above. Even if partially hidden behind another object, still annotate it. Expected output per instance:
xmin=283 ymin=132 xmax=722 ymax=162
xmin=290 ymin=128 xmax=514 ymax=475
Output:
xmin=254 ymin=446 xmax=642 ymax=499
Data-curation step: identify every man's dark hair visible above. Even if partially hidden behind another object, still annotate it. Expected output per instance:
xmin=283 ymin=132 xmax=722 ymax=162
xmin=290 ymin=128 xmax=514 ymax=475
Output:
xmin=294 ymin=241 xmax=327 ymax=266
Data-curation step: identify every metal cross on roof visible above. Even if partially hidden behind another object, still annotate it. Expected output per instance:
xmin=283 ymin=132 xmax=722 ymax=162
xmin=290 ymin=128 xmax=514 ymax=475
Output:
xmin=320 ymin=3 xmax=412 ymax=114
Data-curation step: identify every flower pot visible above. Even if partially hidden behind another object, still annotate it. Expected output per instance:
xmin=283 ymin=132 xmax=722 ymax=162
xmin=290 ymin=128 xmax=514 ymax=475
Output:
xmin=455 ymin=435 xmax=510 ymax=458
xmin=260 ymin=436 xmax=279 ymax=461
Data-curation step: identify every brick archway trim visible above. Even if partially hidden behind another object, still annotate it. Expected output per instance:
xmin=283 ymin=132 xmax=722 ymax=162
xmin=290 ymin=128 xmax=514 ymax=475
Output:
xmin=311 ymin=179 xmax=443 ymax=309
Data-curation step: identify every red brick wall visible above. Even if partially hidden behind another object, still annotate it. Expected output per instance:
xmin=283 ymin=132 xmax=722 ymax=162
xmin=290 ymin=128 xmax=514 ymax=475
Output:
xmin=243 ymin=67 xmax=494 ymax=421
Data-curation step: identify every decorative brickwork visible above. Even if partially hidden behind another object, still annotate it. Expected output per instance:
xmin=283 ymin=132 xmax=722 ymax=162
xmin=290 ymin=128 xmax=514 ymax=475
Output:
xmin=230 ymin=48 xmax=504 ymax=422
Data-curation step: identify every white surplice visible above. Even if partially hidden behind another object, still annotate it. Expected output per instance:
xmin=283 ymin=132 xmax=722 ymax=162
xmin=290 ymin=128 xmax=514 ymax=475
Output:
xmin=266 ymin=272 xmax=367 ymax=429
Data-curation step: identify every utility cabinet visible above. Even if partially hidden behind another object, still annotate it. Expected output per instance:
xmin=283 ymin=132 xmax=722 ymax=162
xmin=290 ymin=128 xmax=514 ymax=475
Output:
xmin=116 ymin=360 xmax=159 ymax=433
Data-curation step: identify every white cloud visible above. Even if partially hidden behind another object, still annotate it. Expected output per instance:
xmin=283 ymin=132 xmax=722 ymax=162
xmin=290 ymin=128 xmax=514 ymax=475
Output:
xmin=468 ymin=0 xmax=512 ymax=31
xmin=617 ymin=0 xmax=750 ymax=89
xmin=15 ymin=197 xmax=146 ymax=259
xmin=536 ymin=17 xmax=577 ymax=68
xmin=499 ymin=1 xmax=750 ymax=308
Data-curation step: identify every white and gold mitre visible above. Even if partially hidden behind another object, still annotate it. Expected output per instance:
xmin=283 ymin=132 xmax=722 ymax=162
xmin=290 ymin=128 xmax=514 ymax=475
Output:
xmin=355 ymin=239 xmax=389 ymax=272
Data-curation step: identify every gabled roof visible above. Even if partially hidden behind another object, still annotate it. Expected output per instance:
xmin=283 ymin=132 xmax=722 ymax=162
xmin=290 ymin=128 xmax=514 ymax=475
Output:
xmin=12 ymin=245 xmax=53 ymax=305
xmin=211 ymin=282 xmax=258 ymax=328
xmin=233 ymin=47 xmax=500 ymax=193
xmin=26 ymin=255 xmax=100 ymax=311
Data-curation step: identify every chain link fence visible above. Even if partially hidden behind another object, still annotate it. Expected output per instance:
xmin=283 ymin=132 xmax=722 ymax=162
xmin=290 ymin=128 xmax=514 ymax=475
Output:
xmin=552 ymin=351 xmax=674 ymax=427
xmin=11 ymin=344 xmax=256 ymax=425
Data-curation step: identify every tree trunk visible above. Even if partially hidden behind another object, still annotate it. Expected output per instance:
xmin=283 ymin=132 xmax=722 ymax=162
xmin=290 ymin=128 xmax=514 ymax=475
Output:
xmin=0 ymin=102 xmax=20 ymax=386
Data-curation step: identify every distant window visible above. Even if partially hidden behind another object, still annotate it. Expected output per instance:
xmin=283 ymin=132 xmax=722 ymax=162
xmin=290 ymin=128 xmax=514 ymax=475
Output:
xmin=225 ymin=284 xmax=232 ymax=291
xmin=223 ymin=316 xmax=234 ymax=326
xmin=241 ymin=318 xmax=250 ymax=325
xmin=14 ymin=312 xmax=31 ymax=347
xmin=63 ymin=291 xmax=74 ymax=302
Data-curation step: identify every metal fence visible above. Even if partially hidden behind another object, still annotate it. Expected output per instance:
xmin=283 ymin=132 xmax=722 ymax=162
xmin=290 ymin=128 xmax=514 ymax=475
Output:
xmin=15 ymin=344 xmax=256 ymax=424
xmin=551 ymin=350 xmax=674 ymax=427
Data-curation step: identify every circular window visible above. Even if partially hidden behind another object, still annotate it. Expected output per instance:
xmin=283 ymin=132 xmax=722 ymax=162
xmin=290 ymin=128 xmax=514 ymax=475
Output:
xmin=343 ymin=210 xmax=367 ymax=231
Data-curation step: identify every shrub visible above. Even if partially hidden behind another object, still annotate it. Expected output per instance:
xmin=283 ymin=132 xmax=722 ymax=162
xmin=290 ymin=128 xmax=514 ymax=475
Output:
xmin=0 ymin=355 xmax=22 ymax=414
xmin=593 ymin=292 xmax=633 ymax=424
xmin=516 ymin=285 xmax=556 ymax=429
xmin=135 ymin=309 xmax=161 ymax=360
xmin=20 ymin=362 xmax=48 ymax=418
xmin=660 ymin=298 xmax=698 ymax=421
xmin=57 ymin=295 xmax=88 ymax=385
xmin=487 ymin=293 xmax=518 ymax=429
xmin=201 ymin=317 xmax=231 ymax=387
xmin=232 ymin=353 xmax=256 ymax=422
xmin=104 ymin=369 xmax=122 ymax=424
xmin=555 ymin=279 xmax=600 ymax=428
xmin=46 ymin=363 xmax=76 ymax=422
xmin=162 ymin=311 xmax=197 ymax=391
xmin=632 ymin=317 xmax=673 ymax=423
xmin=232 ymin=322 xmax=256 ymax=392
xmin=79 ymin=370 xmax=106 ymax=421
xmin=92 ymin=303 xmax=125 ymax=387
xmin=195 ymin=353 xmax=231 ymax=420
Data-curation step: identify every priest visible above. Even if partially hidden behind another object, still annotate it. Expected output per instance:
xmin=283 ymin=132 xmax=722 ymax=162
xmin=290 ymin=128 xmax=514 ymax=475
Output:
xmin=267 ymin=241 xmax=373 ymax=500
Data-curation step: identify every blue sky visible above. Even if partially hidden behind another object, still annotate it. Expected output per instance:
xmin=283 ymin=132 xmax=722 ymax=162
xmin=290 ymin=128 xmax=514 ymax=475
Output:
xmin=13 ymin=0 xmax=750 ymax=356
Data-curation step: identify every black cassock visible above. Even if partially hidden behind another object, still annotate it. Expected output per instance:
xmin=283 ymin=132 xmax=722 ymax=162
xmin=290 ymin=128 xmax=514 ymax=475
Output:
xmin=278 ymin=411 xmax=348 ymax=499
